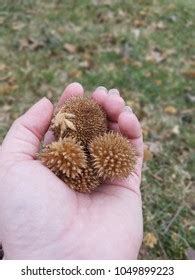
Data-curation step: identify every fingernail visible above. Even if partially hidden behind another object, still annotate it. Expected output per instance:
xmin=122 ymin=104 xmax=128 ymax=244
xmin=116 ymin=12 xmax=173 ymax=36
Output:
xmin=96 ymin=86 xmax=107 ymax=92
xmin=124 ymin=106 xmax=133 ymax=113
xmin=108 ymin=89 xmax=120 ymax=96
xmin=38 ymin=97 xmax=50 ymax=104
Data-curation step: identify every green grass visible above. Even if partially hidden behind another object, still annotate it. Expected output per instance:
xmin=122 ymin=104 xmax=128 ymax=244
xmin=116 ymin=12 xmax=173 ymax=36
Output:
xmin=0 ymin=0 xmax=194 ymax=259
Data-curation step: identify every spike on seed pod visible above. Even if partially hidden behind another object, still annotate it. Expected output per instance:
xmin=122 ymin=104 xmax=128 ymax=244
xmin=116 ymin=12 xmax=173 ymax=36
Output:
xmin=89 ymin=132 xmax=136 ymax=180
xmin=60 ymin=165 xmax=101 ymax=193
xmin=39 ymin=138 xmax=87 ymax=179
xmin=51 ymin=97 xmax=108 ymax=145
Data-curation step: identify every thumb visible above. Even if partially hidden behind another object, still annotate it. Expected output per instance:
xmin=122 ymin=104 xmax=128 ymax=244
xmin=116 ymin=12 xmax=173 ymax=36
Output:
xmin=2 ymin=97 xmax=53 ymax=159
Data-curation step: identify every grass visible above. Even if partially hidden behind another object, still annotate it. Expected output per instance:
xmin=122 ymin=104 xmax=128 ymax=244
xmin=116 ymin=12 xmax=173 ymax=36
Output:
xmin=0 ymin=0 xmax=194 ymax=259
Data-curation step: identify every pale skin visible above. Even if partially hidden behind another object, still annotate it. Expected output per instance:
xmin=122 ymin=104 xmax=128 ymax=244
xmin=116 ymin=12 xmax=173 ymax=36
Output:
xmin=0 ymin=83 xmax=143 ymax=259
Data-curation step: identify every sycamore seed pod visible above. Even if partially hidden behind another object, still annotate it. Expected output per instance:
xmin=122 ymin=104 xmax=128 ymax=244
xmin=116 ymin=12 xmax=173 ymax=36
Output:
xmin=39 ymin=138 xmax=87 ymax=179
xmin=38 ymin=95 xmax=137 ymax=193
xmin=89 ymin=132 xmax=136 ymax=180
xmin=51 ymin=97 xmax=108 ymax=145
xmin=60 ymin=166 xmax=101 ymax=193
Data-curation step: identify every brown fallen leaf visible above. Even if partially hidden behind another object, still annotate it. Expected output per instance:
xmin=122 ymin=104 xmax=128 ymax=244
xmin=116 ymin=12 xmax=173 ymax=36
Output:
xmin=133 ymin=19 xmax=145 ymax=27
xmin=12 ymin=21 xmax=26 ymax=31
xmin=0 ymin=83 xmax=18 ymax=95
xmin=172 ymin=125 xmax=180 ymax=135
xmin=156 ymin=21 xmax=166 ymax=30
xmin=68 ymin=69 xmax=82 ymax=79
xmin=18 ymin=38 xmax=29 ymax=50
xmin=164 ymin=105 xmax=177 ymax=115
xmin=154 ymin=79 xmax=162 ymax=85
xmin=171 ymin=232 xmax=179 ymax=242
xmin=19 ymin=37 xmax=45 ymax=51
xmin=79 ymin=60 xmax=92 ymax=69
xmin=144 ymin=232 xmax=158 ymax=248
xmin=183 ymin=70 xmax=195 ymax=79
xmin=0 ymin=63 xmax=6 ymax=72
xmin=117 ymin=9 xmax=127 ymax=18
xmin=146 ymin=48 xmax=166 ymax=64
xmin=81 ymin=52 xmax=94 ymax=68
xmin=29 ymin=38 xmax=45 ymax=51
xmin=139 ymin=10 xmax=147 ymax=17
xmin=6 ymin=75 xmax=16 ymax=85
xmin=64 ymin=43 xmax=77 ymax=54
xmin=1 ymin=104 xmax=12 ymax=112
xmin=144 ymin=21 xmax=167 ymax=36
xmin=144 ymin=147 xmax=153 ymax=161
xmin=188 ymin=60 xmax=195 ymax=67
xmin=101 ymin=33 xmax=117 ymax=44
xmin=127 ymin=59 xmax=143 ymax=68
xmin=0 ymin=75 xmax=10 ymax=82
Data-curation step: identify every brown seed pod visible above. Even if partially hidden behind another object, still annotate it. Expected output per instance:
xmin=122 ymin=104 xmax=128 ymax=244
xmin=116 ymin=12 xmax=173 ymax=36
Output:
xmin=51 ymin=97 xmax=108 ymax=146
xmin=60 ymin=165 xmax=101 ymax=193
xmin=89 ymin=132 xmax=136 ymax=180
xmin=39 ymin=138 xmax=87 ymax=178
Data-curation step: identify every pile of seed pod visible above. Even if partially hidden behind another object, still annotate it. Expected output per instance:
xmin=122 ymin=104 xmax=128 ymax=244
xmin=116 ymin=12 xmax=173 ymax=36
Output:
xmin=39 ymin=96 xmax=136 ymax=193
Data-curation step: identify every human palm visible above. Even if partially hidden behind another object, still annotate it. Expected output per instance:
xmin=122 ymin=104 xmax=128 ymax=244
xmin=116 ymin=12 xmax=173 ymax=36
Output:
xmin=0 ymin=83 xmax=143 ymax=259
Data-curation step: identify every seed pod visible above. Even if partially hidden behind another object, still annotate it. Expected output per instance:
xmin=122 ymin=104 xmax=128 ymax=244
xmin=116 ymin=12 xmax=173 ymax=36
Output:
xmin=60 ymin=165 xmax=101 ymax=193
xmin=51 ymin=97 xmax=108 ymax=146
xmin=39 ymin=138 xmax=87 ymax=179
xmin=89 ymin=132 xmax=136 ymax=180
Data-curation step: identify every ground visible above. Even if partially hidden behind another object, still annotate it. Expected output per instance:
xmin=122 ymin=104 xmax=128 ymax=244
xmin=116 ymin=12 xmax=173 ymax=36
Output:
xmin=0 ymin=0 xmax=194 ymax=259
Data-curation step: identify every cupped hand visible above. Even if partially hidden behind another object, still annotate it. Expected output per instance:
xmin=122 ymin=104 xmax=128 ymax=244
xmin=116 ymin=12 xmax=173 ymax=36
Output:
xmin=0 ymin=83 xmax=143 ymax=259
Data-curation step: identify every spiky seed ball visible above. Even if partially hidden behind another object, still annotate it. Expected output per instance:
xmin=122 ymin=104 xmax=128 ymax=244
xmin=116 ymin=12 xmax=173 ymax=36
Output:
xmin=51 ymin=97 xmax=108 ymax=145
xmin=60 ymin=166 xmax=101 ymax=193
xmin=39 ymin=138 xmax=87 ymax=178
xmin=89 ymin=132 xmax=136 ymax=180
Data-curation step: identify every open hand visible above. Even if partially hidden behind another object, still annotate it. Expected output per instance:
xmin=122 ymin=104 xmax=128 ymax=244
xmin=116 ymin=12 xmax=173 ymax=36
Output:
xmin=0 ymin=83 xmax=143 ymax=259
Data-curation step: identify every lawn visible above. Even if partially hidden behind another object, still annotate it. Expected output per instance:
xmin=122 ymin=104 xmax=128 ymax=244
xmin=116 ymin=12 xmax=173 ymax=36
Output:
xmin=0 ymin=0 xmax=194 ymax=259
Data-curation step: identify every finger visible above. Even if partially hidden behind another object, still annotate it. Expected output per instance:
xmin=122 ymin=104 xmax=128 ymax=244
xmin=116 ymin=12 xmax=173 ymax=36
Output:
xmin=118 ymin=110 xmax=143 ymax=158
xmin=108 ymin=105 xmax=134 ymax=133
xmin=111 ymin=106 xmax=143 ymax=192
xmin=2 ymin=98 xmax=53 ymax=159
xmin=43 ymin=82 xmax=84 ymax=145
xmin=108 ymin=121 xmax=119 ymax=131
xmin=92 ymin=87 xmax=108 ymax=106
xmin=43 ymin=130 xmax=55 ymax=145
xmin=92 ymin=88 xmax=125 ymax=122
xmin=108 ymin=109 xmax=143 ymax=179
xmin=55 ymin=82 xmax=84 ymax=112
xmin=105 ymin=109 xmax=143 ymax=189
